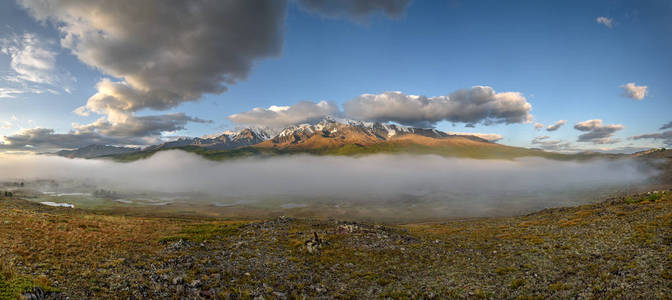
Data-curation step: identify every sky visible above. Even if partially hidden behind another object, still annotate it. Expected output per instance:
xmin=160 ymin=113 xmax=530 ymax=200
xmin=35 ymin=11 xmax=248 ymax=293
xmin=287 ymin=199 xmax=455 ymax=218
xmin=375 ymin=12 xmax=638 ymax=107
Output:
xmin=0 ymin=0 xmax=671 ymax=153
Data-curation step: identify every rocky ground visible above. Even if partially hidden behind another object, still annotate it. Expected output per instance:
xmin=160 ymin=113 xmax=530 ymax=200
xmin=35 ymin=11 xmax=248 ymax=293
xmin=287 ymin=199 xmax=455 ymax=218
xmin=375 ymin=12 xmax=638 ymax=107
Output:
xmin=0 ymin=189 xmax=671 ymax=299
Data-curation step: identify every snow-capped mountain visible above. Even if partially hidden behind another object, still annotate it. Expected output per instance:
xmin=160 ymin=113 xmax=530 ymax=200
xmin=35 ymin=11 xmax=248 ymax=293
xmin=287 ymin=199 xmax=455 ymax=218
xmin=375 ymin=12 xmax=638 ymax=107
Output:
xmin=262 ymin=117 xmax=489 ymax=148
xmin=56 ymin=118 xmax=496 ymax=158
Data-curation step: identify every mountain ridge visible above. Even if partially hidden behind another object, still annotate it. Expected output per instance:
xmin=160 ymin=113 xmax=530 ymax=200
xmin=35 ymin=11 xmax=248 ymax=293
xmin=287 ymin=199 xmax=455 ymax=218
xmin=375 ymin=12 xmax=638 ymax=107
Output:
xmin=57 ymin=118 xmax=508 ymax=159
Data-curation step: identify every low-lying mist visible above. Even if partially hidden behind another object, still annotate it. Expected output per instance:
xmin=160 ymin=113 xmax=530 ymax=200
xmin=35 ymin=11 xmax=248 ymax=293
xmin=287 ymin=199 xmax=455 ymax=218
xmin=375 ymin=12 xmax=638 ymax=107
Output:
xmin=0 ymin=151 xmax=659 ymax=221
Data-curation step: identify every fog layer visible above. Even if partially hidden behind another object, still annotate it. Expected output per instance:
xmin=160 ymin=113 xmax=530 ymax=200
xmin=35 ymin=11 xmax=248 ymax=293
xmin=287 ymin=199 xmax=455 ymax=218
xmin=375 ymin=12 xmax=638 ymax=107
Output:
xmin=0 ymin=151 xmax=657 ymax=219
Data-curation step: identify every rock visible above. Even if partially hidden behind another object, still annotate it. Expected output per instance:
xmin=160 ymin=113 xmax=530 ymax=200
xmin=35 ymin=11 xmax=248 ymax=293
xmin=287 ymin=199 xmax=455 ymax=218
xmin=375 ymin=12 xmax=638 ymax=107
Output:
xmin=189 ymin=279 xmax=202 ymax=288
xmin=305 ymin=232 xmax=323 ymax=254
xmin=172 ymin=276 xmax=184 ymax=285
xmin=168 ymin=239 xmax=191 ymax=251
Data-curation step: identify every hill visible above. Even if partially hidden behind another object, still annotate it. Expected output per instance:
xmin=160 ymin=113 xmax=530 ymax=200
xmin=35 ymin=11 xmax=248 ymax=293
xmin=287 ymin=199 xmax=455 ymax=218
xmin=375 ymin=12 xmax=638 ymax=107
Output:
xmin=56 ymin=144 xmax=140 ymax=159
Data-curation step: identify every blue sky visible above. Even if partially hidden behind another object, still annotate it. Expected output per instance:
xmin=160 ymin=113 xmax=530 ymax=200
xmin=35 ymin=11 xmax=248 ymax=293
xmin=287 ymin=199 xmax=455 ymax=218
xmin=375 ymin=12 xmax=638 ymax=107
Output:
xmin=1 ymin=0 xmax=671 ymax=152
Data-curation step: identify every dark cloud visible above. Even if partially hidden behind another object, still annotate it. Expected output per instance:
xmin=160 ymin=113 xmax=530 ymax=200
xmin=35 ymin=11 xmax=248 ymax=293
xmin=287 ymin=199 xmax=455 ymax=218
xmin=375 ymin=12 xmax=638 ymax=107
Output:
xmin=1 ymin=113 xmax=209 ymax=151
xmin=18 ymin=0 xmax=288 ymax=117
xmin=0 ymin=128 xmax=156 ymax=152
xmin=342 ymin=87 xmax=533 ymax=128
xmin=228 ymin=101 xmax=339 ymax=128
xmin=574 ymin=119 xmax=624 ymax=144
xmin=660 ymin=121 xmax=672 ymax=130
xmin=546 ymin=120 xmax=567 ymax=131
xmin=74 ymin=113 xmax=211 ymax=138
xmin=14 ymin=0 xmax=288 ymax=146
xmin=297 ymin=0 xmax=411 ymax=21
xmin=630 ymin=130 xmax=672 ymax=146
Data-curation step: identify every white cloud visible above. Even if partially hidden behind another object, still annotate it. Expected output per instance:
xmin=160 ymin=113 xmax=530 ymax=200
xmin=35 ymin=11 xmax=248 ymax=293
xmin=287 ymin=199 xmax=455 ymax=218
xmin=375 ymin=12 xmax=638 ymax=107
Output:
xmin=534 ymin=123 xmax=544 ymax=130
xmin=1 ymin=33 xmax=57 ymax=84
xmin=546 ymin=120 xmax=567 ymax=131
xmin=229 ymin=101 xmax=340 ymax=128
xmin=0 ymin=88 xmax=25 ymax=99
xmin=574 ymin=119 xmax=624 ymax=144
xmin=343 ymin=86 xmax=533 ymax=128
xmin=596 ymin=16 xmax=613 ymax=28
xmin=0 ymin=32 xmax=74 ymax=96
xmin=621 ymin=82 xmax=648 ymax=100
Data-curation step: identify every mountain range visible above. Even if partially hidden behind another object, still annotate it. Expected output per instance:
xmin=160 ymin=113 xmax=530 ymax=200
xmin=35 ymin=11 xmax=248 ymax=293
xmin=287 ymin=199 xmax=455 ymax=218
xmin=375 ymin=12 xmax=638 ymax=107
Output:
xmin=54 ymin=118 xmax=603 ymax=161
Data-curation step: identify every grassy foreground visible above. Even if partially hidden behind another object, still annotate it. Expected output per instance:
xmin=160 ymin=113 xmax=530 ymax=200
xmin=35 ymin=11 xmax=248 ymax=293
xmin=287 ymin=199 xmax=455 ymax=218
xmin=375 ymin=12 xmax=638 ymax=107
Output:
xmin=1 ymin=190 xmax=671 ymax=299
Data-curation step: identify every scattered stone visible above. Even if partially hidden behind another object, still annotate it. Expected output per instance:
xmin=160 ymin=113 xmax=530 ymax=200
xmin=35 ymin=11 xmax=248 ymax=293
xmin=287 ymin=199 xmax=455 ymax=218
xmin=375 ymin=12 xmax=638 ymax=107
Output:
xmin=305 ymin=232 xmax=323 ymax=254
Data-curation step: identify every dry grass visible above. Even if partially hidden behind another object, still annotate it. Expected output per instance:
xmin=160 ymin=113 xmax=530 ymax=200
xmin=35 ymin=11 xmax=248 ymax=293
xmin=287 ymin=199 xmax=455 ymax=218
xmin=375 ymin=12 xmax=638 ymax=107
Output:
xmin=0 ymin=189 xmax=671 ymax=298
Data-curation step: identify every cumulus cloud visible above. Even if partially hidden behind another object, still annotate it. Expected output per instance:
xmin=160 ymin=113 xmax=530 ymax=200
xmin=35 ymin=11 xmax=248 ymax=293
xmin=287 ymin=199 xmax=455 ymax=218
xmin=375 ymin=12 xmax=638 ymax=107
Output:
xmin=621 ymin=82 xmax=648 ymax=100
xmin=659 ymin=121 xmax=672 ymax=130
xmin=18 ymin=0 xmax=287 ymax=115
xmin=630 ymin=130 xmax=672 ymax=147
xmin=574 ymin=119 xmax=624 ymax=144
xmin=546 ymin=120 xmax=567 ymax=131
xmin=531 ymin=136 xmax=574 ymax=152
xmin=596 ymin=16 xmax=613 ymax=28
xmin=534 ymin=123 xmax=544 ymax=130
xmin=228 ymin=101 xmax=339 ymax=128
xmin=0 ymin=128 xmax=156 ymax=152
xmin=343 ymin=87 xmax=533 ymax=128
xmin=296 ymin=0 xmax=411 ymax=21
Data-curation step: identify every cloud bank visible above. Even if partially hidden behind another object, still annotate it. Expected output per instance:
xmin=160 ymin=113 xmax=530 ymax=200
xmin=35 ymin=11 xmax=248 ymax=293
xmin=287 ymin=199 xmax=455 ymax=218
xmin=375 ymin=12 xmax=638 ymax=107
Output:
xmin=574 ymin=119 xmax=624 ymax=144
xmin=621 ymin=82 xmax=648 ymax=100
xmin=230 ymin=86 xmax=533 ymax=129
xmin=630 ymin=130 xmax=672 ymax=147
xmin=0 ymin=151 xmax=656 ymax=218
xmin=344 ymin=87 xmax=533 ymax=128
xmin=0 ymin=128 xmax=156 ymax=152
